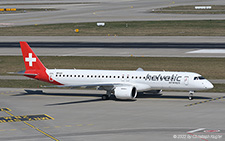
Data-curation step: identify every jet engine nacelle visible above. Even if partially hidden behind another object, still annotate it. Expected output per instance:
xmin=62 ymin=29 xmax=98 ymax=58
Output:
xmin=114 ymin=86 xmax=137 ymax=100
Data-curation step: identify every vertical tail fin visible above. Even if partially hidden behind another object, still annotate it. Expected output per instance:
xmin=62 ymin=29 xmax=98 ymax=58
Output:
xmin=19 ymin=42 xmax=62 ymax=85
xmin=20 ymin=41 xmax=46 ymax=71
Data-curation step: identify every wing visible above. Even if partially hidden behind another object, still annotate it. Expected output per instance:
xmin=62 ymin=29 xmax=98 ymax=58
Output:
xmin=43 ymin=82 xmax=131 ymax=89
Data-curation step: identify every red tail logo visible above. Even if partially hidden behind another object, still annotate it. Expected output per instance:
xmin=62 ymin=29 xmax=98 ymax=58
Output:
xmin=20 ymin=41 xmax=46 ymax=71
xmin=25 ymin=53 xmax=36 ymax=67
xmin=20 ymin=41 xmax=62 ymax=85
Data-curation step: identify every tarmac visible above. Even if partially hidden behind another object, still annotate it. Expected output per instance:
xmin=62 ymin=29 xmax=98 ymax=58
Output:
xmin=0 ymin=88 xmax=224 ymax=141
xmin=1 ymin=0 xmax=225 ymax=26
xmin=1 ymin=0 xmax=225 ymax=140
xmin=1 ymin=42 xmax=225 ymax=58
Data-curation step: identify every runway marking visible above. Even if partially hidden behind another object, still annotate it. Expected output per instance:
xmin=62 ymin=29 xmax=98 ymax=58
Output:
xmin=187 ymin=128 xmax=208 ymax=141
xmin=185 ymin=96 xmax=225 ymax=107
xmin=0 ymin=123 xmax=94 ymax=132
xmin=0 ymin=108 xmax=11 ymax=112
xmin=23 ymin=121 xmax=59 ymax=141
xmin=187 ymin=132 xmax=208 ymax=141
xmin=3 ymin=110 xmax=59 ymax=141
xmin=0 ymin=90 xmax=18 ymax=95
xmin=0 ymin=114 xmax=54 ymax=123
xmin=187 ymin=49 xmax=225 ymax=54
xmin=187 ymin=128 xmax=206 ymax=133
xmin=43 ymin=126 xmax=50 ymax=129
xmin=21 ymin=128 xmax=28 ymax=130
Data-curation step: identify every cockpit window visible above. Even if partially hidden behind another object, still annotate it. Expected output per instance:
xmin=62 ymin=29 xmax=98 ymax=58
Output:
xmin=194 ymin=76 xmax=205 ymax=80
xmin=199 ymin=76 xmax=205 ymax=80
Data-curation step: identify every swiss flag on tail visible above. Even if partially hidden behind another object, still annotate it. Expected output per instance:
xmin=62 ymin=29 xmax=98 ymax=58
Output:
xmin=20 ymin=41 xmax=46 ymax=71
xmin=19 ymin=42 xmax=62 ymax=85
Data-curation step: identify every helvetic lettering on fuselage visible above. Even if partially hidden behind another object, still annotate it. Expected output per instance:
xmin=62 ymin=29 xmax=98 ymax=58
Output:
xmin=17 ymin=41 xmax=214 ymax=101
xmin=145 ymin=74 xmax=182 ymax=83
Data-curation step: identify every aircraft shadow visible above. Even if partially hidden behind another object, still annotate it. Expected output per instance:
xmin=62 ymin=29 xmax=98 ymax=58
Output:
xmin=137 ymin=93 xmax=212 ymax=100
xmin=12 ymin=89 xmax=103 ymax=98
xmin=12 ymin=90 xmax=212 ymax=106
xmin=45 ymin=98 xmax=103 ymax=106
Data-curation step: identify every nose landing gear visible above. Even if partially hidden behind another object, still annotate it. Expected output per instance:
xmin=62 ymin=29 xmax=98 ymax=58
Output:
xmin=189 ymin=91 xmax=194 ymax=100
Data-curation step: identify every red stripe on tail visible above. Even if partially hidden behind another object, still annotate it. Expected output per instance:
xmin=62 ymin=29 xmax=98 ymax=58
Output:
xmin=20 ymin=41 xmax=62 ymax=85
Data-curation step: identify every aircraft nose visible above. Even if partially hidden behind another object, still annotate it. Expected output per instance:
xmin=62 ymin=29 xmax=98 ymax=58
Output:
xmin=205 ymin=81 xmax=214 ymax=89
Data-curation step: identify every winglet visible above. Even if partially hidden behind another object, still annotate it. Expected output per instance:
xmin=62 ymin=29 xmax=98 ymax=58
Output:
xmin=136 ymin=68 xmax=144 ymax=71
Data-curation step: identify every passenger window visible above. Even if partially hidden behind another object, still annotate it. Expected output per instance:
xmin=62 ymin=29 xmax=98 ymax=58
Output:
xmin=70 ymin=75 xmax=72 ymax=77
xmin=74 ymin=75 xmax=76 ymax=77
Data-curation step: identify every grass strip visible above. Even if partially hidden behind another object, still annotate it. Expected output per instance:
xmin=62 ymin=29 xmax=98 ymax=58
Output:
xmin=1 ymin=56 xmax=225 ymax=79
xmin=0 ymin=2 xmax=99 ymax=6
xmin=1 ymin=20 xmax=225 ymax=36
xmin=0 ymin=8 xmax=58 ymax=14
xmin=0 ymin=79 xmax=52 ymax=88
xmin=151 ymin=5 xmax=225 ymax=14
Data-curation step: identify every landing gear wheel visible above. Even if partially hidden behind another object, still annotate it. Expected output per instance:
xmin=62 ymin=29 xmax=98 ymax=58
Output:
xmin=189 ymin=91 xmax=194 ymax=100
xmin=189 ymin=96 xmax=193 ymax=100
xmin=102 ymin=94 xmax=110 ymax=100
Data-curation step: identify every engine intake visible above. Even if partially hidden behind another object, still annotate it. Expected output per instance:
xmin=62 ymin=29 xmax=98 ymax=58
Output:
xmin=114 ymin=86 xmax=137 ymax=100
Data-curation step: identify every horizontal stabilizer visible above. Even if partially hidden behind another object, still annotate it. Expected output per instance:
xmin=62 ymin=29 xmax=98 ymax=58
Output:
xmin=7 ymin=71 xmax=37 ymax=76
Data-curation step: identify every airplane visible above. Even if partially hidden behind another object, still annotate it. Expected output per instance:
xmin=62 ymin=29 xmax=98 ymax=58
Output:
xmin=17 ymin=41 xmax=214 ymax=100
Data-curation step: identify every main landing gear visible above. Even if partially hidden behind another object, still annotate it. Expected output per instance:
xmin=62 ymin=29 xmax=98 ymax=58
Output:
xmin=101 ymin=90 xmax=111 ymax=100
xmin=102 ymin=94 xmax=110 ymax=100
xmin=189 ymin=91 xmax=194 ymax=100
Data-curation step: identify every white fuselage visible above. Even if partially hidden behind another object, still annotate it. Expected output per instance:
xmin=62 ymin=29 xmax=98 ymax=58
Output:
xmin=46 ymin=69 xmax=213 ymax=92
